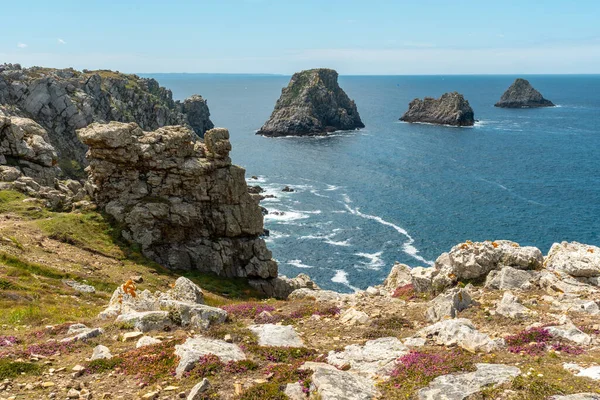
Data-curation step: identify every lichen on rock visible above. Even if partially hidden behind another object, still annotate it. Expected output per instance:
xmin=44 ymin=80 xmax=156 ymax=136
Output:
xmin=257 ymin=68 xmax=364 ymax=137
xmin=79 ymin=122 xmax=277 ymax=279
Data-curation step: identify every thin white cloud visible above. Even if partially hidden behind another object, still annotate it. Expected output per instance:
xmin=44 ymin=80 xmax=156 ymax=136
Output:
xmin=17 ymin=43 xmax=27 ymax=48
xmin=497 ymin=34 xmax=505 ymax=38
xmin=58 ymin=38 xmax=66 ymax=45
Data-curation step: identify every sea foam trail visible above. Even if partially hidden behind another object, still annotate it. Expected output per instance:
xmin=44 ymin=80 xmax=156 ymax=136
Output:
xmin=299 ymin=232 xmax=352 ymax=247
xmin=331 ymin=270 xmax=360 ymax=292
xmin=287 ymin=260 xmax=315 ymax=269
xmin=355 ymin=251 xmax=385 ymax=270
xmin=342 ymin=197 xmax=434 ymax=266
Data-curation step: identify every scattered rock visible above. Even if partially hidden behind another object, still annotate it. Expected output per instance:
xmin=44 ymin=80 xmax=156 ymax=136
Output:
xmin=417 ymin=318 xmax=504 ymax=353
xmin=257 ymin=68 xmax=364 ymax=137
xmin=174 ymin=336 xmax=246 ymax=378
xmin=546 ymin=242 xmax=600 ymax=277
xmin=249 ymin=273 xmax=320 ymax=299
xmin=63 ymin=280 xmax=95 ymax=293
xmin=136 ymin=336 xmax=162 ymax=348
xmin=116 ymin=311 xmax=175 ymax=332
xmin=426 ymin=287 xmax=473 ymax=322
xmin=546 ymin=318 xmax=591 ymax=345
xmin=248 ymin=324 xmax=304 ymax=347
xmin=495 ymin=78 xmax=554 ymax=108
xmin=485 ymin=266 xmax=538 ymax=291
xmin=327 ymin=337 xmax=409 ymax=377
xmin=340 ymin=308 xmax=370 ymax=325
xmin=288 ymin=288 xmax=348 ymax=303
xmin=307 ymin=363 xmax=379 ymax=400
xmin=282 ymin=186 xmax=294 ymax=192
xmin=551 ymin=298 xmax=600 ymax=315
xmin=495 ymin=291 xmax=536 ymax=319
xmin=122 ymin=331 xmax=145 ymax=342
xmin=90 ymin=345 xmax=112 ymax=360
xmin=61 ymin=327 xmax=104 ymax=343
xmin=284 ymin=382 xmax=306 ymax=400
xmin=417 ymin=363 xmax=521 ymax=400
xmin=188 ymin=378 xmax=211 ymax=400
xmin=382 ymin=262 xmax=412 ymax=292
xmin=400 ymin=92 xmax=474 ymax=126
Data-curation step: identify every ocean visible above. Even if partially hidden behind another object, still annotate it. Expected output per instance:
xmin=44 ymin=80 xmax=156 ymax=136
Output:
xmin=144 ymin=74 xmax=600 ymax=293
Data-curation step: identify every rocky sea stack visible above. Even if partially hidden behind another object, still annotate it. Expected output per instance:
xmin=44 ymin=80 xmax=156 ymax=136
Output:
xmin=495 ymin=78 xmax=555 ymax=108
xmin=400 ymin=92 xmax=475 ymax=127
xmin=0 ymin=63 xmax=213 ymax=175
xmin=257 ymin=68 xmax=364 ymax=137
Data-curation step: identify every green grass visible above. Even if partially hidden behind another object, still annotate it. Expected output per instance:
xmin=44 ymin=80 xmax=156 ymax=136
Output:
xmin=0 ymin=191 xmax=48 ymax=219
xmin=0 ymin=360 xmax=41 ymax=379
xmin=0 ymin=252 xmax=67 ymax=280
xmin=36 ymin=212 xmax=124 ymax=258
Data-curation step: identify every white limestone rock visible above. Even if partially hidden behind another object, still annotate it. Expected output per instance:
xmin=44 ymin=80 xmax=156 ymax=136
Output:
xmin=417 ymin=318 xmax=504 ymax=353
xmin=326 ymin=337 xmax=409 ymax=377
xmin=546 ymin=242 xmax=600 ymax=277
xmin=426 ymin=288 xmax=473 ymax=322
xmin=90 ymin=345 xmax=112 ymax=361
xmin=248 ymin=324 xmax=304 ymax=347
xmin=174 ymin=336 xmax=245 ymax=378
xmin=495 ymin=291 xmax=537 ymax=319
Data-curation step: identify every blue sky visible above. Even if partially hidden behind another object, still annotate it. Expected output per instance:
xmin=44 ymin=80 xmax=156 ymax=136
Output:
xmin=1 ymin=0 xmax=599 ymax=74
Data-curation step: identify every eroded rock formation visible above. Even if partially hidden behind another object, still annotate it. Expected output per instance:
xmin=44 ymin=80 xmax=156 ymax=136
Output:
xmin=495 ymin=78 xmax=554 ymax=108
xmin=79 ymin=122 xmax=277 ymax=279
xmin=400 ymin=92 xmax=475 ymax=126
xmin=257 ymin=68 xmax=364 ymax=137
xmin=0 ymin=64 xmax=213 ymax=175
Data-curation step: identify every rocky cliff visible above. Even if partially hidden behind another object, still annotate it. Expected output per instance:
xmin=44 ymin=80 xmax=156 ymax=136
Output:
xmin=400 ymin=92 xmax=475 ymax=127
xmin=0 ymin=63 xmax=213 ymax=176
xmin=495 ymin=78 xmax=555 ymax=108
xmin=78 ymin=122 xmax=277 ymax=279
xmin=257 ymin=68 xmax=364 ymax=137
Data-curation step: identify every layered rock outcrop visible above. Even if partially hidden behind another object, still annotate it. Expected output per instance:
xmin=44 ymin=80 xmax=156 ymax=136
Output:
xmin=257 ymin=68 xmax=364 ymax=137
xmin=400 ymin=92 xmax=475 ymax=126
xmin=79 ymin=122 xmax=277 ymax=279
xmin=0 ymin=113 xmax=58 ymax=186
xmin=495 ymin=78 xmax=554 ymax=108
xmin=0 ymin=64 xmax=213 ymax=175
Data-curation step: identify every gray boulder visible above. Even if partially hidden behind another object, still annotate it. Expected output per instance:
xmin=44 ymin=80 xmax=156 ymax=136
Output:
xmin=382 ymin=262 xmax=413 ymax=292
xmin=187 ymin=378 xmax=210 ymax=400
xmin=307 ymin=364 xmax=379 ymax=400
xmin=495 ymin=291 xmax=536 ymax=319
xmin=417 ymin=318 xmax=504 ymax=353
xmin=546 ymin=242 xmax=600 ymax=278
xmin=90 ymin=345 xmax=112 ymax=361
xmin=115 ymin=311 xmax=175 ymax=332
xmin=326 ymin=337 xmax=409 ymax=377
xmin=485 ymin=266 xmax=538 ymax=290
xmin=248 ymin=324 xmax=304 ymax=347
xmin=174 ymin=336 xmax=246 ymax=378
xmin=426 ymin=288 xmax=473 ymax=322
xmin=248 ymin=273 xmax=320 ymax=299
xmin=417 ymin=363 xmax=521 ymax=400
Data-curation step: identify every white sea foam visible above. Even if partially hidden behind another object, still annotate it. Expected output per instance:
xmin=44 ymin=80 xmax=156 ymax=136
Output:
xmin=299 ymin=232 xmax=352 ymax=247
xmin=331 ymin=270 xmax=360 ymax=292
xmin=247 ymin=175 xmax=267 ymax=184
xmin=264 ymin=210 xmax=310 ymax=223
xmin=342 ymin=196 xmax=434 ymax=266
xmin=325 ymin=185 xmax=342 ymax=191
xmin=287 ymin=260 xmax=315 ymax=269
xmin=310 ymin=189 xmax=330 ymax=198
xmin=355 ymin=251 xmax=385 ymax=270
xmin=342 ymin=194 xmax=352 ymax=204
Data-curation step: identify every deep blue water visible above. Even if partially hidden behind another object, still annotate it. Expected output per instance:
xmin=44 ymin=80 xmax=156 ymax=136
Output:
xmin=144 ymin=74 xmax=600 ymax=292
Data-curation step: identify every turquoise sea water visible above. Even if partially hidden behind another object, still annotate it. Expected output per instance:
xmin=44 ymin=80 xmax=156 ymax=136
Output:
xmin=145 ymin=74 xmax=600 ymax=292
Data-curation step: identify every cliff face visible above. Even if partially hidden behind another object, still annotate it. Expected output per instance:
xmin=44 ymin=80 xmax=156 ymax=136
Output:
xmin=78 ymin=122 xmax=277 ymax=279
xmin=400 ymin=92 xmax=475 ymax=127
xmin=257 ymin=68 xmax=364 ymax=137
xmin=0 ymin=64 xmax=213 ymax=176
xmin=495 ymin=78 xmax=555 ymax=108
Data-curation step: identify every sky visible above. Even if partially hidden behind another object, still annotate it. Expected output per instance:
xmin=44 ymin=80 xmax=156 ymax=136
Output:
xmin=1 ymin=0 xmax=599 ymax=75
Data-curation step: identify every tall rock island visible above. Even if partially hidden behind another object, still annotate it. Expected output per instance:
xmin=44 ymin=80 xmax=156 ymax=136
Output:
xmin=79 ymin=122 xmax=278 ymax=279
xmin=400 ymin=92 xmax=475 ymax=127
xmin=495 ymin=78 xmax=555 ymax=108
xmin=257 ymin=68 xmax=364 ymax=137
xmin=0 ymin=63 xmax=213 ymax=176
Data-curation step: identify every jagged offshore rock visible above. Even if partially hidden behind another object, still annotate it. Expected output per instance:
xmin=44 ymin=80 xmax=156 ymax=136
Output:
xmin=257 ymin=68 xmax=364 ymax=137
xmin=0 ymin=64 xmax=213 ymax=174
xmin=495 ymin=78 xmax=555 ymax=108
xmin=400 ymin=92 xmax=475 ymax=126
xmin=79 ymin=122 xmax=277 ymax=279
